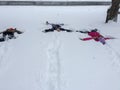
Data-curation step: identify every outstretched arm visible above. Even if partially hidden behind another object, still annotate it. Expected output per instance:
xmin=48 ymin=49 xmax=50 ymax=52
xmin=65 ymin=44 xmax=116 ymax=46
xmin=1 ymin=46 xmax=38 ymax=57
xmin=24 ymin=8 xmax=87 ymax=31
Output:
xmin=76 ymin=30 xmax=89 ymax=33
xmin=60 ymin=28 xmax=73 ymax=32
xmin=80 ymin=37 xmax=93 ymax=41
xmin=59 ymin=23 xmax=64 ymax=26
xmin=15 ymin=29 xmax=23 ymax=34
xmin=46 ymin=21 xmax=51 ymax=25
xmin=46 ymin=21 xmax=64 ymax=26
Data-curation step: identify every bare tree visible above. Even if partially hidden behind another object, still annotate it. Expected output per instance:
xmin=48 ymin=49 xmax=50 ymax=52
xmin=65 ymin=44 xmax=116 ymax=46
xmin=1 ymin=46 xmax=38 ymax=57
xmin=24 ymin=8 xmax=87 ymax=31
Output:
xmin=105 ymin=0 xmax=120 ymax=23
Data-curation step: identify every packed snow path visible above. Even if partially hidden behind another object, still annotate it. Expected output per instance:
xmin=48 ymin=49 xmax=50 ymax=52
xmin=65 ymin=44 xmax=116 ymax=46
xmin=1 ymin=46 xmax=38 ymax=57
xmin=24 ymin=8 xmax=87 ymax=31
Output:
xmin=47 ymin=34 xmax=61 ymax=90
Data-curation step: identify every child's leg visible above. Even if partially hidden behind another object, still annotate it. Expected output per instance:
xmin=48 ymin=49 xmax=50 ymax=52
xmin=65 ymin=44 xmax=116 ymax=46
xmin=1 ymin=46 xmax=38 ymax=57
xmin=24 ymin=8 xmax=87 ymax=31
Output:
xmin=60 ymin=28 xmax=73 ymax=32
xmin=43 ymin=29 xmax=54 ymax=33
xmin=99 ymin=37 xmax=106 ymax=45
xmin=0 ymin=37 xmax=5 ymax=42
xmin=8 ymin=35 xmax=15 ymax=39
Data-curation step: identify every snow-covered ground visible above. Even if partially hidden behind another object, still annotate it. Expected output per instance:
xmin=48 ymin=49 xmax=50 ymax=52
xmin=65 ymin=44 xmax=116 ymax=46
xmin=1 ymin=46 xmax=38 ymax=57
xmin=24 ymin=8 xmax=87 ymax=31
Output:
xmin=0 ymin=6 xmax=120 ymax=90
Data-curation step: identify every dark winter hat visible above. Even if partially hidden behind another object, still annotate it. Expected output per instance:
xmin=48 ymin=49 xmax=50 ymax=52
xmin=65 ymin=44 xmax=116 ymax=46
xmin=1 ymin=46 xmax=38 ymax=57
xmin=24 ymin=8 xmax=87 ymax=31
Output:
xmin=91 ymin=28 xmax=98 ymax=32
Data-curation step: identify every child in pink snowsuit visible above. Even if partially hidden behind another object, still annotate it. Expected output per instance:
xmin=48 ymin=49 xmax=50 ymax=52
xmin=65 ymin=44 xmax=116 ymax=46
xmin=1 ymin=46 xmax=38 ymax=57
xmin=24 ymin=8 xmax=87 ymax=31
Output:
xmin=79 ymin=29 xmax=110 ymax=45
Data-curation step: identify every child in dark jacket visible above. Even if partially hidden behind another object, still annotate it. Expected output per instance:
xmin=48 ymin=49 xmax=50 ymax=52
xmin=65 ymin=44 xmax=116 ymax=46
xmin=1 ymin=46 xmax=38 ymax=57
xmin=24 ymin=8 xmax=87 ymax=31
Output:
xmin=43 ymin=21 xmax=73 ymax=33
xmin=0 ymin=28 xmax=23 ymax=42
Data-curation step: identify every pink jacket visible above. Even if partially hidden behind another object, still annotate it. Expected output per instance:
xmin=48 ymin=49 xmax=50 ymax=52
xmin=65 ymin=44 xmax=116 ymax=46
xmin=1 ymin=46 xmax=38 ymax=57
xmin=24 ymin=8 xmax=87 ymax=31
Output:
xmin=82 ymin=32 xmax=103 ymax=41
xmin=88 ymin=32 xmax=102 ymax=38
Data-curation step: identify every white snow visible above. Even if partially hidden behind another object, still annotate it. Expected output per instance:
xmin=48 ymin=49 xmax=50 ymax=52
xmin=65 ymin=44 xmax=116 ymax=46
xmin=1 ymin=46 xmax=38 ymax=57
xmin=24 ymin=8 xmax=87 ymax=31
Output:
xmin=0 ymin=6 xmax=120 ymax=90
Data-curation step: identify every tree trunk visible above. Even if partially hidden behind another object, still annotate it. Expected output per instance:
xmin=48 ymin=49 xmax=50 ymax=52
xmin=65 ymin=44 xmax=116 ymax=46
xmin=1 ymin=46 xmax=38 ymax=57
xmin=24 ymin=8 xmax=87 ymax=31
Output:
xmin=105 ymin=0 xmax=120 ymax=23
